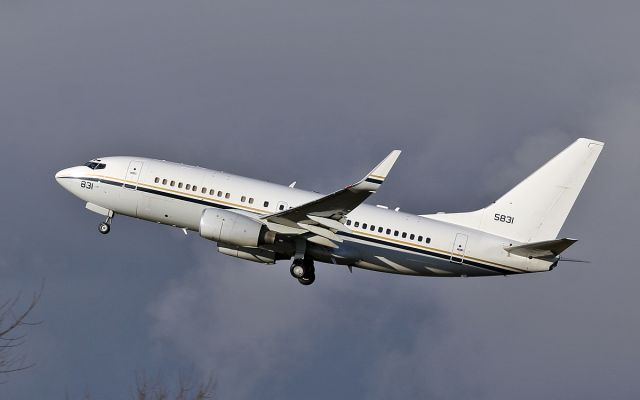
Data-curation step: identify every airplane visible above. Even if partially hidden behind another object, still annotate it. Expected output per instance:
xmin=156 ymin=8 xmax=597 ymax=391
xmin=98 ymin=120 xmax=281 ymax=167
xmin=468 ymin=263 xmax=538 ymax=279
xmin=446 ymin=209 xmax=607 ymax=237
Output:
xmin=55 ymin=138 xmax=603 ymax=285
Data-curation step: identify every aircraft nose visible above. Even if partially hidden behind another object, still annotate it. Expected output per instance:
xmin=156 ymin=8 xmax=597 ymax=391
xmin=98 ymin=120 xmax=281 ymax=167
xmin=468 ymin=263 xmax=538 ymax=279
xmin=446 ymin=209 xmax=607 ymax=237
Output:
xmin=55 ymin=168 xmax=70 ymax=183
xmin=55 ymin=167 xmax=81 ymax=185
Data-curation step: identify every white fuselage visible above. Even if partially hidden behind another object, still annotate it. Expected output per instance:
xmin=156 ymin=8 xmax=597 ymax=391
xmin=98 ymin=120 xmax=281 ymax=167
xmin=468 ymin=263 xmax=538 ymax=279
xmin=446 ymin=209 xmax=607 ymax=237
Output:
xmin=55 ymin=157 xmax=553 ymax=277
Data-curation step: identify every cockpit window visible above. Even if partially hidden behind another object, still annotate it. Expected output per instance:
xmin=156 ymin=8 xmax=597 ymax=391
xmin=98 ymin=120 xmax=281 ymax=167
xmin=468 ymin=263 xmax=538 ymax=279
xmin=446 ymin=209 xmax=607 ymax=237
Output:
xmin=84 ymin=161 xmax=106 ymax=170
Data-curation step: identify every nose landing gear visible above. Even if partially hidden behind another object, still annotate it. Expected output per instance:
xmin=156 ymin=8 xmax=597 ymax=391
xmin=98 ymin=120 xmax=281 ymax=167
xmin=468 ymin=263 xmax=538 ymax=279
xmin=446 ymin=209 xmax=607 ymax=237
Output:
xmin=98 ymin=215 xmax=113 ymax=235
xmin=290 ymin=258 xmax=315 ymax=285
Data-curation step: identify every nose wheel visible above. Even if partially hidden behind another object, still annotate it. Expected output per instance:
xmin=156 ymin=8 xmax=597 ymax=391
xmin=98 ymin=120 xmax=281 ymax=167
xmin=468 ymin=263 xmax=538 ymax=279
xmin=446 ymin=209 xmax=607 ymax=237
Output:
xmin=98 ymin=222 xmax=110 ymax=234
xmin=98 ymin=215 xmax=113 ymax=235
xmin=290 ymin=258 xmax=315 ymax=285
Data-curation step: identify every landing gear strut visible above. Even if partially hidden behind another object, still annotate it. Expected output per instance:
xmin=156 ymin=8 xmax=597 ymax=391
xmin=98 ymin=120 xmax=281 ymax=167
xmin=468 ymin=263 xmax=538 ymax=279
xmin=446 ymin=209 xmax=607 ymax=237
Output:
xmin=98 ymin=215 xmax=113 ymax=235
xmin=290 ymin=258 xmax=315 ymax=286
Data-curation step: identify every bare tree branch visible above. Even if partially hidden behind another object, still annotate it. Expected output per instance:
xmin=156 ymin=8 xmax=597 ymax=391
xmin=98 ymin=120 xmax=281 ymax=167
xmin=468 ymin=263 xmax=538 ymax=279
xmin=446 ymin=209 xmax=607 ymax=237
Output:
xmin=130 ymin=370 xmax=215 ymax=400
xmin=0 ymin=283 xmax=43 ymax=378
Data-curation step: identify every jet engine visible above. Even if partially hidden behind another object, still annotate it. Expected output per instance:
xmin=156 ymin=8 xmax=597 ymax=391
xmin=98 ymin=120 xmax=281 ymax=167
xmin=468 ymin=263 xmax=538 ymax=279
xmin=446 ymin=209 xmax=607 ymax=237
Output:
xmin=199 ymin=209 xmax=276 ymax=247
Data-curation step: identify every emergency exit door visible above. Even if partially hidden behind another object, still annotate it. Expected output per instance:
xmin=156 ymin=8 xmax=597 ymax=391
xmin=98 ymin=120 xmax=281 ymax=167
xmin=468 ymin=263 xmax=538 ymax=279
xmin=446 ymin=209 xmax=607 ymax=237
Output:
xmin=450 ymin=233 xmax=468 ymax=263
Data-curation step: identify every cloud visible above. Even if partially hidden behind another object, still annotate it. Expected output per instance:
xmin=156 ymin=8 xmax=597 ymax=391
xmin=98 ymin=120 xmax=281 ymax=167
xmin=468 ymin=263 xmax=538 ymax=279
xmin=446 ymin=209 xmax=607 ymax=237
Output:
xmin=149 ymin=242 xmax=449 ymax=398
xmin=2 ymin=0 xmax=640 ymax=398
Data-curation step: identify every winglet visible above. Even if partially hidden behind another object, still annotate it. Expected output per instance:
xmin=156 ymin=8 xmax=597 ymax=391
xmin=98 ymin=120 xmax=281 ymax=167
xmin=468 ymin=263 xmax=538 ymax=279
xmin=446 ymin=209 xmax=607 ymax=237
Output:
xmin=352 ymin=150 xmax=401 ymax=192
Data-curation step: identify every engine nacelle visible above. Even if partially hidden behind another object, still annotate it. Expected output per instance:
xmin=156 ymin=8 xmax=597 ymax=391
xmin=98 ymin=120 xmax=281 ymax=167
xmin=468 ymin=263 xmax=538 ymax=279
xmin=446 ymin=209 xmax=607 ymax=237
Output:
xmin=199 ymin=209 xmax=276 ymax=247
xmin=217 ymin=244 xmax=276 ymax=264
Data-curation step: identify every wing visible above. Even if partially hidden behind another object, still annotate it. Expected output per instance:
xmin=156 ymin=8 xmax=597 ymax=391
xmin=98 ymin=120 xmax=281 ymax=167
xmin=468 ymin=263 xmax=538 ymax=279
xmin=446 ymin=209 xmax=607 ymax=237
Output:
xmin=262 ymin=150 xmax=401 ymax=243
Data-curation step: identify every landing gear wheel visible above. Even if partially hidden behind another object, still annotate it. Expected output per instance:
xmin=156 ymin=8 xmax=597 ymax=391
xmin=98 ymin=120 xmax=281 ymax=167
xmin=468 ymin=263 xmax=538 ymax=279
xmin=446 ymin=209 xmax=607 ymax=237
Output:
xmin=98 ymin=222 xmax=111 ymax=235
xmin=290 ymin=258 xmax=316 ymax=285
xmin=298 ymin=273 xmax=315 ymax=286
xmin=297 ymin=258 xmax=316 ymax=286
xmin=290 ymin=260 xmax=305 ymax=279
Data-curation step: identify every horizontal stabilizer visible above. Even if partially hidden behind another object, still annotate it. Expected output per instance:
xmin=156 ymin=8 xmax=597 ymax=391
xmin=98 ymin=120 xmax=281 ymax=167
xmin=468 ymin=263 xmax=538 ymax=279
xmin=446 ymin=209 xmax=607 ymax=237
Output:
xmin=506 ymin=238 xmax=578 ymax=259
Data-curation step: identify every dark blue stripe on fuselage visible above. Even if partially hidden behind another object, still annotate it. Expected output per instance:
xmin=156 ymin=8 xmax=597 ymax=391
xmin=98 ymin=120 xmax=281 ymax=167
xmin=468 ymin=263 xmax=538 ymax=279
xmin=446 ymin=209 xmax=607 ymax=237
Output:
xmin=136 ymin=185 xmax=234 ymax=209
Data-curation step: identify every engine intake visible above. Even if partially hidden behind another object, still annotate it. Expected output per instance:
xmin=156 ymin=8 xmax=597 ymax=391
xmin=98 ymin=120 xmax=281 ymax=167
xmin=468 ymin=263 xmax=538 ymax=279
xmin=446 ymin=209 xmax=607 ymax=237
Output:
xmin=199 ymin=208 xmax=276 ymax=247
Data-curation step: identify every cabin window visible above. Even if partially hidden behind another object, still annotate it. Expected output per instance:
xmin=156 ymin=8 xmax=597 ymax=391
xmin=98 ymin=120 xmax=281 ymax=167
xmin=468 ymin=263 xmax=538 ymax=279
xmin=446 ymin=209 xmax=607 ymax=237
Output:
xmin=410 ymin=234 xmax=415 ymax=240
xmin=354 ymin=222 xmax=360 ymax=228
xmin=426 ymin=238 xmax=431 ymax=244
xmin=346 ymin=220 xmax=352 ymax=226
xmin=178 ymin=182 xmax=183 ymax=189
xmin=202 ymin=187 xmax=207 ymax=194
xmin=264 ymin=201 xmax=269 ymax=207
xmin=241 ymin=196 xmax=246 ymax=202
xmin=394 ymin=230 xmax=399 ymax=237
xmin=378 ymin=227 xmax=383 ymax=233
xmin=279 ymin=204 xmax=285 ymax=211
xmin=186 ymin=184 xmax=191 ymax=190
xmin=209 ymin=189 xmax=215 ymax=195
xmin=161 ymin=179 xmax=167 ymax=185
xmin=249 ymin=198 xmax=254 ymax=204
xmin=418 ymin=236 xmax=423 ymax=242
xmin=217 ymin=191 xmax=223 ymax=197
xmin=402 ymin=232 xmax=407 ymax=238
xmin=170 ymin=180 xmax=175 ymax=187
xmin=154 ymin=177 xmax=160 ymax=183
xmin=370 ymin=225 xmax=375 ymax=231
xmin=191 ymin=186 xmax=197 ymax=192
xmin=225 ymin=193 xmax=230 ymax=199
xmin=386 ymin=228 xmax=391 ymax=235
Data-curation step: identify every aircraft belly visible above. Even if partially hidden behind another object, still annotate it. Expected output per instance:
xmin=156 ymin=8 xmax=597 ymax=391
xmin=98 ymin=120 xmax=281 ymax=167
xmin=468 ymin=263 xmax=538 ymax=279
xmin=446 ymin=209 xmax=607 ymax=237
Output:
xmin=341 ymin=236 xmax=501 ymax=277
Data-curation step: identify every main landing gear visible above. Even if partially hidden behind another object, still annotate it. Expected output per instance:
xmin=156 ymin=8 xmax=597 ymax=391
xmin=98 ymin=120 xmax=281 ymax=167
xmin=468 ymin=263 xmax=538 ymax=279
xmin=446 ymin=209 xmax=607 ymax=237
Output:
xmin=98 ymin=215 xmax=113 ymax=235
xmin=290 ymin=258 xmax=315 ymax=286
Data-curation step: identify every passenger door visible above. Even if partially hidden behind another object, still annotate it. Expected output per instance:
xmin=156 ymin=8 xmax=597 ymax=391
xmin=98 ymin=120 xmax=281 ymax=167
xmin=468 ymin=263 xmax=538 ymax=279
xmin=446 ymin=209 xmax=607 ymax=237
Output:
xmin=125 ymin=160 xmax=144 ymax=188
xmin=118 ymin=160 xmax=144 ymax=217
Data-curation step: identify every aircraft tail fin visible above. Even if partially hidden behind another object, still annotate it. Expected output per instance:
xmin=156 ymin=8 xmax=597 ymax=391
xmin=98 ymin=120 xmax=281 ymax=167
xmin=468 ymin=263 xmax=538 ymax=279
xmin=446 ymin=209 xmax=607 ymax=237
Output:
xmin=425 ymin=138 xmax=604 ymax=243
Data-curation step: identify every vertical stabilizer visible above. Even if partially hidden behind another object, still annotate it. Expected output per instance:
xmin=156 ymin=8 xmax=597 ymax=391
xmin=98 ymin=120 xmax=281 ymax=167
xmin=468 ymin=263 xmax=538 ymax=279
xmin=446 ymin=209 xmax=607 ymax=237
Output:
xmin=426 ymin=138 xmax=604 ymax=243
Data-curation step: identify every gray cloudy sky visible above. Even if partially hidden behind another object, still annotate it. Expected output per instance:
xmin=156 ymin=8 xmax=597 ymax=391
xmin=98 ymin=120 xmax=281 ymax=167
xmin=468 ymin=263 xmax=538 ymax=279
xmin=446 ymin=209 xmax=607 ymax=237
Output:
xmin=1 ymin=0 xmax=639 ymax=398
